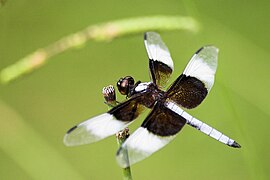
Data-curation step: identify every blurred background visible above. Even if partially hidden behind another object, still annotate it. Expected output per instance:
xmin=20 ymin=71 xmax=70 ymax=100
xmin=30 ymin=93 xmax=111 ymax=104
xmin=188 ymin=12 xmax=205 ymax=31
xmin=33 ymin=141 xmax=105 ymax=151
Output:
xmin=0 ymin=0 xmax=269 ymax=179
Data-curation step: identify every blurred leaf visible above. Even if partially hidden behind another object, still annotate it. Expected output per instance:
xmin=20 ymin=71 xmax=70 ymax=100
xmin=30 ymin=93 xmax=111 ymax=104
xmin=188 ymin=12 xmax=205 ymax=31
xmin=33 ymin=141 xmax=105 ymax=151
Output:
xmin=0 ymin=100 xmax=84 ymax=180
xmin=0 ymin=0 xmax=7 ymax=8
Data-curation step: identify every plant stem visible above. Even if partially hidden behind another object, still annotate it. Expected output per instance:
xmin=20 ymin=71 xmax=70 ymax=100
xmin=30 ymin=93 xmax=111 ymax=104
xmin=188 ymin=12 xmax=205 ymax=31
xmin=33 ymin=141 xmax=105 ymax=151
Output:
xmin=0 ymin=15 xmax=199 ymax=84
xmin=116 ymin=128 xmax=133 ymax=180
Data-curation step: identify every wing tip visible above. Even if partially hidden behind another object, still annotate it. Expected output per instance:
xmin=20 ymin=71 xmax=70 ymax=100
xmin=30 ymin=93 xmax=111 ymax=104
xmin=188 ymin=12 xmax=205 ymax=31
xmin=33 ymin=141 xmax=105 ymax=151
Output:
xmin=64 ymin=125 xmax=79 ymax=146
xmin=144 ymin=32 xmax=147 ymax=40
xmin=144 ymin=31 xmax=160 ymax=40
xmin=195 ymin=46 xmax=204 ymax=54
xmin=66 ymin=125 xmax=78 ymax=134
xmin=63 ymin=134 xmax=74 ymax=147
xmin=205 ymin=45 xmax=219 ymax=53
xmin=196 ymin=45 xmax=219 ymax=54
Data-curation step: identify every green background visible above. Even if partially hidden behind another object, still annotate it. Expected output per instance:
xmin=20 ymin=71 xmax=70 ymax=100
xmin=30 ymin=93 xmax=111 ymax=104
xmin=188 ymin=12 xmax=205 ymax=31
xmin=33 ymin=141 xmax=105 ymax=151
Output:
xmin=0 ymin=1 xmax=269 ymax=179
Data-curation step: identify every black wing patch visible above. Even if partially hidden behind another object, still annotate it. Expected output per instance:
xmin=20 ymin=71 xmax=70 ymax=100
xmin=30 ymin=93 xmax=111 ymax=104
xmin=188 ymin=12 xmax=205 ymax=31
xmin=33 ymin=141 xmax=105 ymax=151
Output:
xmin=108 ymin=94 xmax=145 ymax=122
xmin=116 ymin=102 xmax=186 ymax=168
xmin=142 ymin=102 xmax=187 ymax=136
xmin=167 ymin=74 xmax=207 ymax=109
xmin=144 ymin=32 xmax=174 ymax=88
xmin=149 ymin=60 xmax=173 ymax=89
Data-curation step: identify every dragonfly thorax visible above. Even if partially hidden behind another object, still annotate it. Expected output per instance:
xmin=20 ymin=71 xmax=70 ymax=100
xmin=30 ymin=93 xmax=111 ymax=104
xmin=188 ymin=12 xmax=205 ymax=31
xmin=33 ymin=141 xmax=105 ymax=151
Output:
xmin=117 ymin=76 xmax=135 ymax=96
xmin=134 ymin=82 xmax=152 ymax=93
xmin=133 ymin=82 xmax=165 ymax=108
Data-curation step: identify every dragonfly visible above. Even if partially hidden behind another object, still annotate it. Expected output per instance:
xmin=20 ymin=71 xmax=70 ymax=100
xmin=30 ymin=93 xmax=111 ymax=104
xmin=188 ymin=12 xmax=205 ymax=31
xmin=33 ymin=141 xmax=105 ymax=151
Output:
xmin=64 ymin=32 xmax=241 ymax=168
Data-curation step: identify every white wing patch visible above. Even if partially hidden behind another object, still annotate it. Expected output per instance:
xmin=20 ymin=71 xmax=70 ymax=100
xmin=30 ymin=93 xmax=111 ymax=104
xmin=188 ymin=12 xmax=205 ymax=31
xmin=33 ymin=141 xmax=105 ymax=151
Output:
xmin=64 ymin=113 xmax=129 ymax=146
xmin=116 ymin=127 xmax=175 ymax=168
xmin=183 ymin=46 xmax=218 ymax=92
xmin=144 ymin=32 xmax=174 ymax=70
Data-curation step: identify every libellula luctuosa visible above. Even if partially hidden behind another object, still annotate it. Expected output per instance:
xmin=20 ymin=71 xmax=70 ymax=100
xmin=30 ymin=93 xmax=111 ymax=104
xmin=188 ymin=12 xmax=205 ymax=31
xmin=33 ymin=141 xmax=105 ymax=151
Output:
xmin=64 ymin=32 xmax=241 ymax=168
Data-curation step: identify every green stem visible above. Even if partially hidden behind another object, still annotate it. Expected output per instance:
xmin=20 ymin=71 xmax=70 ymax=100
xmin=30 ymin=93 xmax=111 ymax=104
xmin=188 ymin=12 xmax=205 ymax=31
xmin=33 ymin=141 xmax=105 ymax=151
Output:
xmin=0 ymin=15 xmax=199 ymax=84
xmin=116 ymin=128 xmax=133 ymax=180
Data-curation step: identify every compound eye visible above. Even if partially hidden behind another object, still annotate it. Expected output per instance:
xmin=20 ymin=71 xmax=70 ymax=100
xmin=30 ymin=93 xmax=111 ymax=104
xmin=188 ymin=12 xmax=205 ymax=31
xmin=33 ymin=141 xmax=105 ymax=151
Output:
xmin=117 ymin=76 xmax=134 ymax=95
xmin=125 ymin=76 xmax=134 ymax=86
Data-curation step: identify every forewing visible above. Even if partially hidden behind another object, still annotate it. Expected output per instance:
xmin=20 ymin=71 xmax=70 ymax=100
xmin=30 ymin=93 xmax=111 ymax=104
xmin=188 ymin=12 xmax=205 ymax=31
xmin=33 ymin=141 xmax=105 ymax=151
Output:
xmin=144 ymin=32 xmax=174 ymax=88
xmin=64 ymin=95 xmax=145 ymax=146
xmin=116 ymin=102 xmax=186 ymax=168
xmin=183 ymin=46 xmax=218 ymax=91
xmin=167 ymin=46 xmax=218 ymax=109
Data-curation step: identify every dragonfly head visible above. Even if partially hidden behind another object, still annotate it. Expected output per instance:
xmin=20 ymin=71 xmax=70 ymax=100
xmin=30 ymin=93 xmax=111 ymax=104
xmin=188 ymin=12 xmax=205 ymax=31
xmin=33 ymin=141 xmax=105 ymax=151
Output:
xmin=117 ymin=76 xmax=135 ymax=96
